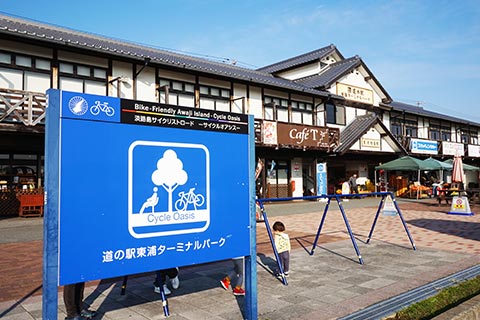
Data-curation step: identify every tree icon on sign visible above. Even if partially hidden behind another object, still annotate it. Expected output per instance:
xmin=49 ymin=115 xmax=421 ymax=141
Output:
xmin=151 ymin=150 xmax=188 ymax=212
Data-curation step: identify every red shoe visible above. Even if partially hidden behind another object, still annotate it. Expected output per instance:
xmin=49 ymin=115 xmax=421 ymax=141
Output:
xmin=233 ymin=286 xmax=245 ymax=296
xmin=220 ymin=277 xmax=230 ymax=290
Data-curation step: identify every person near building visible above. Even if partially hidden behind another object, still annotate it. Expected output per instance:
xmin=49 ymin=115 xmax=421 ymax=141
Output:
xmin=154 ymin=268 xmax=180 ymax=295
xmin=349 ymin=174 xmax=359 ymax=194
xmin=63 ymin=282 xmax=97 ymax=320
xmin=273 ymin=221 xmax=291 ymax=277
xmin=220 ymin=257 xmax=245 ymax=296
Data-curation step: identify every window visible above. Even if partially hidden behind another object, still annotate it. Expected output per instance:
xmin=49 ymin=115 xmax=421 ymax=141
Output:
xmin=325 ymin=101 xmax=345 ymax=125
xmin=404 ymin=120 xmax=418 ymax=138
xmin=291 ymin=100 xmax=313 ymax=125
xmin=459 ymin=129 xmax=478 ymax=144
xmin=58 ymin=62 xmax=107 ymax=81
xmin=0 ymin=50 xmax=51 ymax=73
xmin=158 ymin=78 xmax=195 ymax=107
xmin=198 ymin=84 xmax=231 ymax=111
xmin=429 ymin=125 xmax=440 ymax=140
xmin=391 ymin=121 xmax=402 ymax=138
xmin=263 ymin=96 xmax=289 ymax=122
xmin=15 ymin=56 xmax=32 ymax=68
xmin=0 ymin=50 xmax=52 ymax=92
xmin=441 ymin=125 xmax=451 ymax=141
xmin=58 ymin=61 xmax=107 ymax=95
xmin=35 ymin=59 xmax=51 ymax=71
xmin=0 ymin=52 xmax=11 ymax=64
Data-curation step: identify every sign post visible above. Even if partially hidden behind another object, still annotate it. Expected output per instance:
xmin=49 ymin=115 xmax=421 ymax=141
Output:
xmin=44 ymin=90 xmax=256 ymax=319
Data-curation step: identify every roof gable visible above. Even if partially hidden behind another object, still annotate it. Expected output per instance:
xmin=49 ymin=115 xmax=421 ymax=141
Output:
xmin=295 ymin=56 xmax=392 ymax=103
xmin=334 ymin=113 xmax=407 ymax=155
xmin=256 ymin=44 xmax=343 ymax=74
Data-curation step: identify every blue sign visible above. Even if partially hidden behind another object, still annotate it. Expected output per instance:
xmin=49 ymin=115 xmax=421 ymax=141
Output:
xmin=411 ymin=139 xmax=438 ymax=154
xmin=46 ymin=90 xmax=253 ymax=285
xmin=316 ymin=162 xmax=327 ymax=196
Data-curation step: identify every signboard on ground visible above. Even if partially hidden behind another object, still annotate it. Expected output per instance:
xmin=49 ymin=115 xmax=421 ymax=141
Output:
xmin=448 ymin=196 xmax=474 ymax=216
xmin=45 ymin=90 xmax=254 ymax=285
xmin=381 ymin=195 xmax=398 ymax=216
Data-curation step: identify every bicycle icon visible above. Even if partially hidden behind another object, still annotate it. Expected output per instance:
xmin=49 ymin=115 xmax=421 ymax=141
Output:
xmin=175 ymin=188 xmax=205 ymax=211
xmin=90 ymin=100 xmax=115 ymax=116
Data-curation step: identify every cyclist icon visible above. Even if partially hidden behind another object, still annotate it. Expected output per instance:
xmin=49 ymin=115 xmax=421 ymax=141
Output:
xmin=90 ymin=100 xmax=115 ymax=116
xmin=175 ymin=188 xmax=205 ymax=212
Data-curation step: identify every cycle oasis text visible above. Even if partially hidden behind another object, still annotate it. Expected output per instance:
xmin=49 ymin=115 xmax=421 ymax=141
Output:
xmin=147 ymin=211 xmax=195 ymax=224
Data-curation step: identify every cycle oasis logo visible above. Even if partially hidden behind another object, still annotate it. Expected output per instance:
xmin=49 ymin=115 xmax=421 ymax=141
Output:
xmin=68 ymin=96 xmax=115 ymax=117
xmin=128 ymin=141 xmax=210 ymax=238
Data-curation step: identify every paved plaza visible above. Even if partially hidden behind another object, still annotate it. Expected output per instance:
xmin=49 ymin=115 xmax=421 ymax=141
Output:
xmin=0 ymin=197 xmax=479 ymax=319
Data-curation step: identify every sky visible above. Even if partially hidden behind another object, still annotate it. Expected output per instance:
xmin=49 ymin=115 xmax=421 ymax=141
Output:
xmin=1 ymin=0 xmax=480 ymax=123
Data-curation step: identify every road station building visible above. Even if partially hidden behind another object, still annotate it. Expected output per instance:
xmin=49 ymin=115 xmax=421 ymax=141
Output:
xmin=0 ymin=13 xmax=479 ymax=208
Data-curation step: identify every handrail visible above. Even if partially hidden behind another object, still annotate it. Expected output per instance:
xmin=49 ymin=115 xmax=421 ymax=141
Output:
xmin=0 ymin=87 xmax=46 ymax=126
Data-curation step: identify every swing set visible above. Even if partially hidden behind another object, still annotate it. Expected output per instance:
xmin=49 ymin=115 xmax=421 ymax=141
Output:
xmin=256 ymin=192 xmax=416 ymax=286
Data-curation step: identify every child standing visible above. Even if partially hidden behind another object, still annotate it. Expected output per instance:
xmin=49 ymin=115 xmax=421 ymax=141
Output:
xmin=272 ymin=221 xmax=291 ymax=277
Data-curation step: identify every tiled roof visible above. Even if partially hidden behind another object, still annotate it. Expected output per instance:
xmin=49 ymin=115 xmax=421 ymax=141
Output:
xmin=294 ymin=56 xmax=361 ymax=89
xmin=388 ymin=101 xmax=480 ymax=127
xmin=256 ymin=44 xmax=341 ymax=73
xmin=0 ymin=14 xmax=340 ymax=99
xmin=334 ymin=113 xmax=407 ymax=154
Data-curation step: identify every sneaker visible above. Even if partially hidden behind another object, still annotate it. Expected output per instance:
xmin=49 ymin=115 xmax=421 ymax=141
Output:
xmin=232 ymin=286 xmax=245 ymax=296
xmin=154 ymin=285 xmax=171 ymax=295
xmin=220 ymin=277 xmax=230 ymax=290
xmin=284 ymin=272 xmax=289 ymax=277
xmin=80 ymin=309 xmax=97 ymax=318
xmin=171 ymin=276 xmax=179 ymax=289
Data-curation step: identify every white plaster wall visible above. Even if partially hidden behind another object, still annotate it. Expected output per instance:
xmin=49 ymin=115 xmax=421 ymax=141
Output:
xmin=277 ymin=63 xmax=321 ymax=80
xmin=248 ymin=86 xmax=263 ymax=118
xmin=25 ymin=72 xmax=50 ymax=93
xmin=136 ymin=66 xmax=156 ymax=102
xmin=232 ymin=83 xmax=247 ymax=114
xmin=0 ymin=67 xmax=22 ymax=90
xmin=112 ymin=60 xmax=133 ymax=99
xmin=381 ymin=138 xmax=395 ymax=152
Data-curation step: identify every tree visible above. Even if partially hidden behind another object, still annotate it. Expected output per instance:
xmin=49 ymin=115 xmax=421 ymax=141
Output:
xmin=151 ymin=149 xmax=188 ymax=212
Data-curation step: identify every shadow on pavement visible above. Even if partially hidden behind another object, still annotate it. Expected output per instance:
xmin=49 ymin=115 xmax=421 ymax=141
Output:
xmin=82 ymin=260 xmax=245 ymax=319
xmin=0 ymin=285 xmax=42 ymax=318
xmin=408 ymin=219 xmax=480 ymax=241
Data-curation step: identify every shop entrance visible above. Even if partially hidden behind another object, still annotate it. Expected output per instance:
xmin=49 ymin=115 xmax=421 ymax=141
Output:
xmin=302 ymin=162 xmax=315 ymax=196
xmin=266 ymin=160 xmax=291 ymax=198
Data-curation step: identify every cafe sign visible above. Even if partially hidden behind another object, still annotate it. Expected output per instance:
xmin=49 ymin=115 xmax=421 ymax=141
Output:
xmin=276 ymin=123 xmax=335 ymax=149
